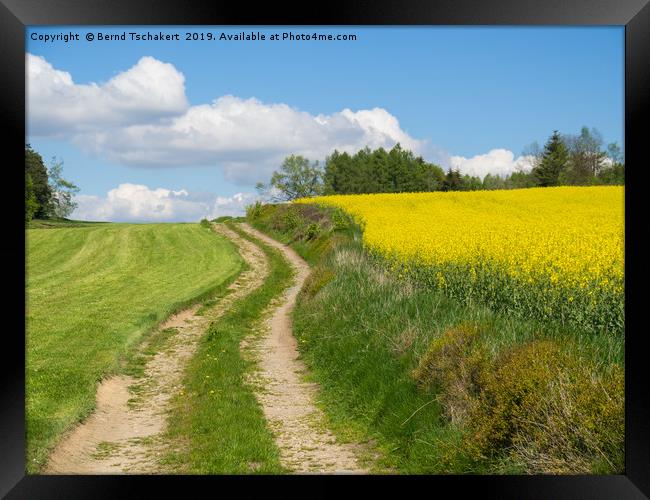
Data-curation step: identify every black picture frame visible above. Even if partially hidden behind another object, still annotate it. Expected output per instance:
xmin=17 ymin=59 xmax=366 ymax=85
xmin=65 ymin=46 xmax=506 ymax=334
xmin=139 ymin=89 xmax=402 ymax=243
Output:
xmin=2 ymin=1 xmax=648 ymax=497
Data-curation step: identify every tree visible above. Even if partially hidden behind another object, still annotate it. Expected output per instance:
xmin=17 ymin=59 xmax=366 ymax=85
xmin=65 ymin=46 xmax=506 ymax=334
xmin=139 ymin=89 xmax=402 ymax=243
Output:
xmin=507 ymin=170 xmax=536 ymax=189
xmin=48 ymin=157 xmax=80 ymax=218
xmin=483 ymin=173 xmax=506 ymax=190
xmin=532 ymin=131 xmax=569 ymax=187
xmin=606 ymin=142 xmax=624 ymax=165
xmin=597 ymin=162 xmax=625 ymax=185
xmin=323 ymin=144 xmax=445 ymax=195
xmin=323 ymin=150 xmax=351 ymax=194
xmin=25 ymin=144 xmax=52 ymax=218
xmin=25 ymin=173 xmax=39 ymax=222
xmin=561 ymin=127 xmax=607 ymax=185
xmin=266 ymin=155 xmax=323 ymax=201
xmin=521 ymin=141 xmax=543 ymax=173
xmin=597 ymin=141 xmax=625 ymax=185
xmin=462 ymin=174 xmax=482 ymax=190
xmin=441 ymin=168 xmax=465 ymax=191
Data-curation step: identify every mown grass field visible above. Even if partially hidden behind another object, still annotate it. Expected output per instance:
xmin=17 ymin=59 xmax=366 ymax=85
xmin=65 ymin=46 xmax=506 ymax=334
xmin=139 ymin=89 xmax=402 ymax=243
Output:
xmin=248 ymin=195 xmax=624 ymax=475
xmin=26 ymin=222 xmax=243 ymax=472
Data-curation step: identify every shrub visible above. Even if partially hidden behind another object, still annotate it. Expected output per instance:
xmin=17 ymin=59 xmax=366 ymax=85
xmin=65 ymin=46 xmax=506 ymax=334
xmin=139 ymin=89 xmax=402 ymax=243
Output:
xmin=413 ymin=328 xmax=624 ymax=473
xmin=464 ymin=340 xmax=624 ymax=473
xmin=199 ymin=218 xmax=211 ymax=228
xmin=305 ymin=222 xmax=321 ymax=240
xmin=265 ymin=205 xmax=298 ymax=232
xmin=509 ymin=365 xmax=624 ymax=474
xmin=331 ymin=208 xmax=350 ymax=230
xmin=282 ymin=209 xmax=301 ymax=231
xmin=412 ymin=322 xmax=490 ymax=425
xmin=297 ymin=204 xmax=328 ymax=224
xmin=245 ymin=201 xmax=263 ymax=220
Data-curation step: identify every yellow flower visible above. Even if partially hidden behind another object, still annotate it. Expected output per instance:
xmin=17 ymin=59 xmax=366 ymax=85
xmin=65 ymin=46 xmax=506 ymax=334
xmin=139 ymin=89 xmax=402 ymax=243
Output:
xmin=297 ymin=186 xmax=623 ymax=315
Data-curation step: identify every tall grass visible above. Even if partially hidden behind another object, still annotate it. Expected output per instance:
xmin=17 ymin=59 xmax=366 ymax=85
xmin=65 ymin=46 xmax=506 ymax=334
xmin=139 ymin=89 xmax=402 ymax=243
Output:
xmin=300 ymin=187 xmax=624 ymax=336
xmin=249 ymin=203 xmax=624 ymax=474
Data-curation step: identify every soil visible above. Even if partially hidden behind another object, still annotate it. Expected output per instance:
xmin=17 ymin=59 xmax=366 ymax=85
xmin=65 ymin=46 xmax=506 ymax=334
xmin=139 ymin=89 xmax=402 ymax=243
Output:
xmin=44 ymin=222 xmax=369 ymax=475
xmin=238 ymin=223 xmax=368 ymax=473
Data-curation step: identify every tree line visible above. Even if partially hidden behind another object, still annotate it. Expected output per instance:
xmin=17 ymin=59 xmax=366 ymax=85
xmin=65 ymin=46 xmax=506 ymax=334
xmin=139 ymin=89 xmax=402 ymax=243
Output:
xmin=260 ymin=126 xmax=624 ymax=200
xmin=26 ymin=144 xmax=79 ymax=222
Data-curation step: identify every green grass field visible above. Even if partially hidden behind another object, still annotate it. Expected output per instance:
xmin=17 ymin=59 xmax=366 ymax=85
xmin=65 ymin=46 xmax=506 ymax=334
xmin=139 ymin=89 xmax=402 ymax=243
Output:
xmin=26 ymin=222 xmax=244 ymax=472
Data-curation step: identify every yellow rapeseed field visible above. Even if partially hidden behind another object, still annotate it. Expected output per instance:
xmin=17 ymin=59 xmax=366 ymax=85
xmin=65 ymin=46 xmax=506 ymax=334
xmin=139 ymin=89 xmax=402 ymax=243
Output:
xmin=299 ymin=186 xmax=624 ymax=333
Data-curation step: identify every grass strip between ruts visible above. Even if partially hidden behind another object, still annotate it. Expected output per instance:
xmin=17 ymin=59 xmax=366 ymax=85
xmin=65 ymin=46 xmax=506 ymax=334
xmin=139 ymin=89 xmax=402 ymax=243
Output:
xmin=162 ymin=222 xmax=294 ymax=473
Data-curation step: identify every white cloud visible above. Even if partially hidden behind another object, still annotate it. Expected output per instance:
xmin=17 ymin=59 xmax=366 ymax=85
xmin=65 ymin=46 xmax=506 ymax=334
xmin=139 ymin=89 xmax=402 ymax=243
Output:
xmin=28 ymin=54 xmax=425 ymax=184
xmin=27 ymin=54 xmax=189 ymax=137
xmin=210 ymin=192 xmax=260 ymax=218
xmin=449 ymin=149 xmax=535 ymax=179
xmin=77 ymin=97 xmax=426 ymax=184
xmin=72 ymin=183 xmax=257 ymax=222
xmin=28 ymin=54 xmax=544 ymax=186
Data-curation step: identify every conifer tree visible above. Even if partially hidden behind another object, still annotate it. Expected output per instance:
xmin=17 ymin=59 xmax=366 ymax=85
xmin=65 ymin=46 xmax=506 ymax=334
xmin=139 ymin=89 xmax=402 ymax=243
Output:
xmin=533 ymin=131 xmax=569 ymax=187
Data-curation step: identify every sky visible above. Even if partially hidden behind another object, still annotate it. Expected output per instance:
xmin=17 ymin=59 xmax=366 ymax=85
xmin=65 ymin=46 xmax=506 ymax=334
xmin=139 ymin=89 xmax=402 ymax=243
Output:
xmin=26 ymin=26 xmax=624 ymax=222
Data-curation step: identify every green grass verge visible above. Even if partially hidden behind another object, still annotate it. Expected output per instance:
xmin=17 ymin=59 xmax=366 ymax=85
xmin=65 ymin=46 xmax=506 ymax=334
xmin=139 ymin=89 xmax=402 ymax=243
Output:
xmin=162 ymin=222 xmax=293 ymax=474
xmin=26 ymin=222 xmax=244 ymax=473
xmin=248 ymin=203 xmax=624 ymax=475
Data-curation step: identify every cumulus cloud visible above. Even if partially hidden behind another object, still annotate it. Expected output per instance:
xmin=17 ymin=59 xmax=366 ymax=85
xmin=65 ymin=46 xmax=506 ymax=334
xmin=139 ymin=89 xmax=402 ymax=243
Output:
xmin=449 ymin=149 xmax=535 ymax=179
xmin=72 ymin=183 xmax=258 ymax=222
xmin=27 ymin=54 xmax=189 ymax=136
xmin=28 ymin=54 xmax=425 ymax=184
xmin=80 ymin=97 xmax=426 ymax=183
xmin=29 ymin=54 xmax=542 ymax=186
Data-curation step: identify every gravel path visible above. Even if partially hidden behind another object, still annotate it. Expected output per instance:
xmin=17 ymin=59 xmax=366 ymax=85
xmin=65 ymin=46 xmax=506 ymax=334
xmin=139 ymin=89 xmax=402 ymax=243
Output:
xmin=44 ymin=224 xmax=268 ymax=474
xmin=238 ymin=223 xmax=368 ymax=474
xmin=44 ymin=222 xmax=368 ymax=474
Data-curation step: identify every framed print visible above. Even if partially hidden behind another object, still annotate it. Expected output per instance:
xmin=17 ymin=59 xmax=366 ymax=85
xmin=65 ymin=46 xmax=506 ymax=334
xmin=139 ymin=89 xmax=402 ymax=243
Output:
xmin=2 ymin=0 xmax=648 ymax=498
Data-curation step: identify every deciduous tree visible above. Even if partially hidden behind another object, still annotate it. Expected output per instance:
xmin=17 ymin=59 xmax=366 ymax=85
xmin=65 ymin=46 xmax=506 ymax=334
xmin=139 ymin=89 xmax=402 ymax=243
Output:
xmin=561 ymin=127 xmax=607 ymax=185
xmin=25 ymin=144 xmax=52 ymax=218
xmin=48 ymin=158 xmax=80 ymax=218
xmin=25 ymin=173 xmax=39 ymax=222
xmin=266 ymin=155 xmax=323 ymax=201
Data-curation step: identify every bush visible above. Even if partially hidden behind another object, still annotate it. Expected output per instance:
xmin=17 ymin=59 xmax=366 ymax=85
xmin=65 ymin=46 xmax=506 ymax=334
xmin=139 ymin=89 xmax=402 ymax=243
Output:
xmin=463 ymin=340 xmax=624 ymax=473
xmin=305 ymin=222 xmax=321 ymax=240
xmin=413 ymin=326 xmax=624 ymax=473
xmin=246 ymin=201 xmax=264 ymax=220
xmin=331 ymin=208 xmax=350 ymax=230
xmin=412 ymin=322 xmax=490 ymax=425
xmin=282 ymin=209 xmax=301 ymax=231
xmin=199 ymin=218 xmax=211 ymax=228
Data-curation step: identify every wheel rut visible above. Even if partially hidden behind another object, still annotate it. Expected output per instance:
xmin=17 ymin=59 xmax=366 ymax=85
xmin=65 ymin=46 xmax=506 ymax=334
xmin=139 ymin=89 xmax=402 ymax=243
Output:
xmin=238 ymin=223 xmax=369 ymax=474
xmin=44 ymin=224 xmax=268 ymax=474
xmin=44 ymin=222 xmax=369 ymax=474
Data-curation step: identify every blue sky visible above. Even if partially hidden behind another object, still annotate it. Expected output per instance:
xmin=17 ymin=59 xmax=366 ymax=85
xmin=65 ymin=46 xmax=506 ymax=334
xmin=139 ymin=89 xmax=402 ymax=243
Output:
xmin=26 ymin=26 xmax=624 ymax=221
